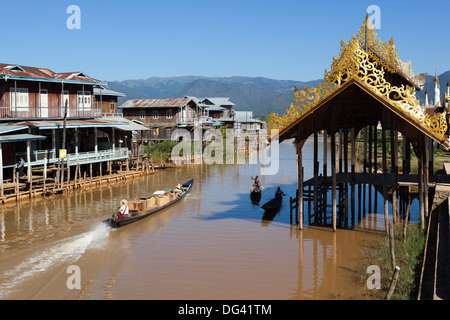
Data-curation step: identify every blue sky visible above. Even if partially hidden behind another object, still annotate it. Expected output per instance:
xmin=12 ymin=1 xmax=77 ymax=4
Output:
xmin=1 ymin=0 xmax=449 ymax=82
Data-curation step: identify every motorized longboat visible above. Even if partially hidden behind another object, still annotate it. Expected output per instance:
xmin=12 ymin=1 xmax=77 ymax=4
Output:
xmin=105 ymin=179 xmax=194 ymax=228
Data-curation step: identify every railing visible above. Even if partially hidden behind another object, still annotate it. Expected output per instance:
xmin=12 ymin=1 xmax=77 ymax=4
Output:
xmin=0 ymin=106 xmax=102 ymax=120
xmin=14 ymin=147 xmax=129 ymax=168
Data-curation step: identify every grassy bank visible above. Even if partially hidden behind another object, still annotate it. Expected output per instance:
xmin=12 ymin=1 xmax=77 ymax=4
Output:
xmin=357 ymin=223 xmax=426 ymax=300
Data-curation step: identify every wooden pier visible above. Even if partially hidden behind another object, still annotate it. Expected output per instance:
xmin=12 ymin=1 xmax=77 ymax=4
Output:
xmin=0 ymin=155 xmax=156 ymax=204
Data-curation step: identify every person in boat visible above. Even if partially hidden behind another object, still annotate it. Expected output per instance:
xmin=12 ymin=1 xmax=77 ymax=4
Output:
xmin=173 ymin=184 xmax=183 ymax=197
xmin=251 ymin=176 xmax=261 ymax=190
xmin=275 ymin=187 xmax=286 ymax=200
xmin=117 ymin=199 xmax=129 ymax=219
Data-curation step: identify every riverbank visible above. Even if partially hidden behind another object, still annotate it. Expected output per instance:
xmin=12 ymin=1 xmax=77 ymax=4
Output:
xmin=357 ymin=222 xmax=426 ymax=299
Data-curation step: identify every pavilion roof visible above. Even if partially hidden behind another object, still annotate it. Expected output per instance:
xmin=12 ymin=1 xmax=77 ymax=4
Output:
xmin=267 ymin=16 xmax=448 ymax=149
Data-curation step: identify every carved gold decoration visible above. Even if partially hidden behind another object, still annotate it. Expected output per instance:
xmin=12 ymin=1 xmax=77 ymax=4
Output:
xmin=267 ymin=26 xmax=448 ymax=144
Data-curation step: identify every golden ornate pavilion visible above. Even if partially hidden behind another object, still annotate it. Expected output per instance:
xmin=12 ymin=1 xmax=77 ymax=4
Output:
xmin=268 ymin=15 xmax=449 ymax=232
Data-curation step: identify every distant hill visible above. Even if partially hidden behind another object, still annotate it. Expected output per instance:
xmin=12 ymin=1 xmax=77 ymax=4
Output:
xmin=107 ymin=71 xmax=449 ymax=116
xmin=107 ymin=76 xmax=322 ymax=116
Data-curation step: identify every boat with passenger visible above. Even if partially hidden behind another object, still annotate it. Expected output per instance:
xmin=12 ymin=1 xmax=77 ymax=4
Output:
xmin=105 ymin=179 xmax=194 ymax=228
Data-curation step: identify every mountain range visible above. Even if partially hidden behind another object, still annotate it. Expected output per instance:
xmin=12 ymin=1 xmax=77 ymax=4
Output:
xmin=107 ymin=71 xmax=450 ymax=117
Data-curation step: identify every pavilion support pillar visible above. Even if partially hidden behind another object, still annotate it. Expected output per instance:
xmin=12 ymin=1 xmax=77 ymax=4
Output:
xmin=373 ymin=124 xmax=378 ymax=172
xmin=338 ymin=129 xmax=343 ymax=173
xmin=368 ymin=126 xmax=373 ymax=214
xmin=428 ymin=138 xmax=434 ymax=177
xmin=418 ymin=148 xmax=425 ymax=230
xmin=297 ymin=139 xmax=305 ymax=229
xmin=314 ymin=132 xmax=319 ymax=223
xmin=382 ymin=129 xmax=389 ymax=233
xmin=343 ymin=128 xmax=349 ymax=227
xmin=323 ymin=131 xmax=328 ymax=223
xmin=391 ymin=130 xmax=398 ymax=224
xmin=424 ymin=138 xmax=429 ymax=218
xmin=331 ymin=131 xmax=337 ymax=232
xmin=351 ymin=128 xmax=356 ymax=227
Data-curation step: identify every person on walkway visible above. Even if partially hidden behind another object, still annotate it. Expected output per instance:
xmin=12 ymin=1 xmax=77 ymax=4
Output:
xmin=17 ymin=157 xmax=25 ymax=178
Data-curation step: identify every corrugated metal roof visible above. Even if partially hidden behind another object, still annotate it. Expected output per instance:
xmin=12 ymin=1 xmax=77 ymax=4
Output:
xmin=94 ymin=88 xmax=126 ymax=97
xmin=9 ymin=118 xmax=130 ymax=130
xmin=0 ymin=124 xmax=29 ymax=134
xmin=202 ymin=97 xmax=235 ymax=106
xmin=102 ymin=116 xmax=150 ymax=131
xmin=121 ymin=98 xmax=195 ymax=109
xmin=0 ymin=134 xmax=46 ymax=143
xmin=0 ymin=63 xmax=103 ymax=84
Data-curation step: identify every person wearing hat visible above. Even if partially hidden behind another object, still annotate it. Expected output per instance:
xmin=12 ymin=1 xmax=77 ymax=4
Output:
xmin=118 ymin=199 xmax=129 ymax=219
xmin=173 ymin=184 xmax=184 ymax=197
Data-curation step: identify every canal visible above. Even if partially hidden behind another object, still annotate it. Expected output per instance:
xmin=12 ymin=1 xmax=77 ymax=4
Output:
xmin=0 ymin=139 xmax=420 ymax=299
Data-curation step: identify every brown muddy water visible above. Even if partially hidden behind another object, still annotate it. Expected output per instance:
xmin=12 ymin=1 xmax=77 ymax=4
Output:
xmin=0 ymin=140 xmax=420 ymax=300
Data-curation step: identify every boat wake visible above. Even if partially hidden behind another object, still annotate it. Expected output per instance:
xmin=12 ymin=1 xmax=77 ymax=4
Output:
xmin=0 ymin=223 xmax=111 ymax=299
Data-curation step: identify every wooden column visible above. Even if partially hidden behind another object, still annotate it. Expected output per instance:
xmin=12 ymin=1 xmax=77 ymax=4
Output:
xmin=429 ymin=138 xmax=434 ymax=177
xmin=314 ymin=132 xmax=319 ymax=223
xmin=382 ymin=129 xmax=389 ymax=233
xmin=343 ymin=128 xmax=349 ymax=227
xmin=323 ymin=131 xmax=328 ymax=223
xmin=331 ymin=131 xmax=337 ymax=231
xmin=338 ymin=129 xmax=343 ymax=173
xmin=297 ymin=140 xmax=304 ymax=229
xmin=0 ymin=143 xmax=3 ymax=197
xmin=390 ymin=130 xmax=398 ymax=224
xmin=418 ymin=147 xmax=424 ymax=230
xmin=351 ymin=128 xmax=356 ymax=226
xmin=373 ymin=124 xmax=378 ymax=172
xmin=424 ymin=137 xmax=429 ymax=218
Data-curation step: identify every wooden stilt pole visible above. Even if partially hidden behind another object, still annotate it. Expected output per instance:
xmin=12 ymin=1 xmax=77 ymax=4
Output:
xmin=331 ymin=131 xmax=337 ymax=232
xmin=314 ymin=132 xmax=319 ymax=223
xmin=323 ymin=131 xmax=328 ymax=223
xmin=297 ymin=140 xmax=304 ymax=229
xmin=382 ymin=129 xmax=389 ymax=233
xmin=351 ymin=128 xmax=356 ymax=227
xmin=343 ymin=128 xmax=349 ymax=227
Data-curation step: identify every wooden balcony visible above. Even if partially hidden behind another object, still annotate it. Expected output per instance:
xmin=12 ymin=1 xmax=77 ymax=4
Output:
xmin=0 ymin=105 xmax=102 ymax=120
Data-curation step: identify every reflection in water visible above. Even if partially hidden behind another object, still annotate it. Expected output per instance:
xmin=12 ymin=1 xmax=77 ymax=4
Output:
xmin=0 ymin=140 xmax=411 ymax=299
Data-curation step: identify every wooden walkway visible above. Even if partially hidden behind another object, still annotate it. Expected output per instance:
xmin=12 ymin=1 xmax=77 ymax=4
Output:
xmin=0 ymin=156 xmax=156 ymax=204
xmin=303 ymin=172 xmax=450 ymax=188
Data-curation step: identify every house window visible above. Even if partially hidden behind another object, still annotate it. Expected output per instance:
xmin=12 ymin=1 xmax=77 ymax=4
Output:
xmin=9 ymin=88 xmax=29 ymax=111
xmin=166 ymin=127 xmax=173 ymax=136
xmin=77 ymin=91 xmax=91 ymax=110
xmin=110 ymin=101 xmax=116 ymax=112
xmin=153 ymin=110 xmax=159 ymax=119
xmin=152 ymin=127 xmax=159 ymax=136
xmin=140 ymin=110 xmax=146 ymax=119
xmin=166 ymin=109 xmax=173 ymax=119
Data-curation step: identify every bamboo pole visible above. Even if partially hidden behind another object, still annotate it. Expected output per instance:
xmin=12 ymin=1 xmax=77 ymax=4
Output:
xmin=389 ymin=223 xmax=396 ymax=270
xmin=386 ymin=266 xmax=400 ymax=300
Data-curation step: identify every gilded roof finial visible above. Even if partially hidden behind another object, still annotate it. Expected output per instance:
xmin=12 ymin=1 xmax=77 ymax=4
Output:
xmin=434 ymin=69 xmax=440 ymax=88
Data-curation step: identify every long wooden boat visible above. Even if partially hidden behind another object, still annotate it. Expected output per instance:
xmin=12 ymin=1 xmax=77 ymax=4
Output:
xmin=261 ymin=197 xmax=282 ymax=212
xmin=250 ymin=185 xmax=262 ymax=204
xmin=105 ymin=179 xmax=194 ymax=228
